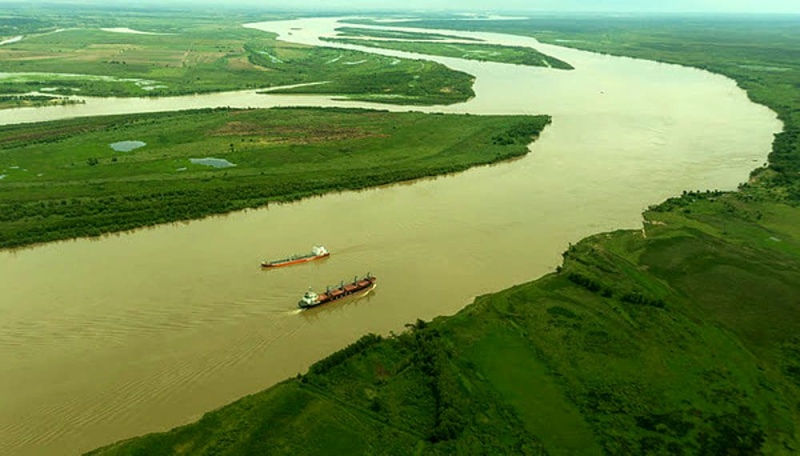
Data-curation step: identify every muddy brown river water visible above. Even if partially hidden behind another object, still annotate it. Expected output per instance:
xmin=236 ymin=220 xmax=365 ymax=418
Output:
xmin=0 ymin=18 xmax=781 ymax=455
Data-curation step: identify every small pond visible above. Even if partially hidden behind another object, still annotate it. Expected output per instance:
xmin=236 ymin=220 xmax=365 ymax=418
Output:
xmin=110 ymin=140 xmax=146 ymax=152
xmin=189 ymin=157 xmax=237 ymax=168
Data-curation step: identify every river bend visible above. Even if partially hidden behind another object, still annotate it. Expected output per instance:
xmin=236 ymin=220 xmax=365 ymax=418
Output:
xmin=0 ymin=17 xmax=781 ymax=455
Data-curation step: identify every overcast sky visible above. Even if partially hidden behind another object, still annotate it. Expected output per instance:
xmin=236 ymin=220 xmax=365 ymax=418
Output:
xmin=9 ymin=0 xmax=800 ymax=14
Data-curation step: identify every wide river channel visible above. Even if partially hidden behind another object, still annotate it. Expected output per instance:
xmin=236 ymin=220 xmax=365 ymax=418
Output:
xmin=0 ymin=17 xmax=781 ymax=455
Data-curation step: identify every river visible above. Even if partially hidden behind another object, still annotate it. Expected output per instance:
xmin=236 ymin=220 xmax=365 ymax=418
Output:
xmin=0 ymin=17 xmax=781 ymax=455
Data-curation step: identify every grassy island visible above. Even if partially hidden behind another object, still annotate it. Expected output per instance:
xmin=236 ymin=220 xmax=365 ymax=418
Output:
xmin=0 ymin=108 xmax=549 ymax=248
xmin=334 ymin=26 xmax=483 ymax=42
xmin=322 ymin=36 xmax=574 ymax=70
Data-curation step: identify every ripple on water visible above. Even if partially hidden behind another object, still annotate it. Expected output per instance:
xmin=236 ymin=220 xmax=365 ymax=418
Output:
xmin=110 ymin=140 xmax=146 ymax=152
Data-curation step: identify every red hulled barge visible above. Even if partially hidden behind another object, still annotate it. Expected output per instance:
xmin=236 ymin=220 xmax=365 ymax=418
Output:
xmin=298 ymin=273 xmax=377 ymax=309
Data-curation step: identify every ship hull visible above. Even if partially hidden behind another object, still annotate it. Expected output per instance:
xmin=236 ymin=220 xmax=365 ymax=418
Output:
xmin=261 ymin=252 xmax=329 ymax=268
xmin=299 ymin=278 xmax=377 ymax=309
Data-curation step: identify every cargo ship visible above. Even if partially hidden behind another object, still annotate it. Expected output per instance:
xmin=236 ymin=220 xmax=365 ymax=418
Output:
xmin=261 ymin=245 xmax=329 ymax=268
xmin=298 ymin=273 xmax=377 ymax=309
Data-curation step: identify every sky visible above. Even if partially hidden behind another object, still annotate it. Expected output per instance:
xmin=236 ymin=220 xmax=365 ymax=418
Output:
xmin=8 ymin=0 xmax=800 ymax=14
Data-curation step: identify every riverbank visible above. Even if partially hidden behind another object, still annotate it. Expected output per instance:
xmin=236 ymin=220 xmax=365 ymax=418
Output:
xmin=86 ymin=16 xmax=800 ymax=455
xmin=89 ymin=196 xmax=800 ymax=454
xmin=0 ymin=94 xmax=83 ymax=109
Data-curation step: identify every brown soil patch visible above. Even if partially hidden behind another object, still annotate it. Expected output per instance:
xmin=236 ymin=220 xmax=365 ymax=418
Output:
xmin=212 ymin=122 xmax=388 ymax=143
xmin=113 ymin=49 xmax=186 ymax=66
xmin=227 ymin=56 xmax=271 ymax=72
xmin=69 ymin=44 xmax=132 ymax=61
xmin=182 ymin=51 xmax=226 ymax=66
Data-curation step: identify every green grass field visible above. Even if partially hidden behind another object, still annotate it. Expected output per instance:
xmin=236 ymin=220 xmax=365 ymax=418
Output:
xmin=86 ymin=14 xmax=800 ymax=455
xmin=322 ymin=36 xmax=574 ymax=70
xmin=0 ymin=9 xmax=473 ymax=105
xmin=334 ymin=26 xmax=483 ymax=42
xmin=0 ymin=108 xmax=549 ymax=248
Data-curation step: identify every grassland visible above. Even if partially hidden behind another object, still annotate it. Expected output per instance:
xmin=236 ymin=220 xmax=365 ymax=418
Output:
xmin=0 ymin=108 xmax=549 ymax=248
xmin=334 ymin=26 xmax=483 ymax=42
xmin=87 ymin=15 xmax=800 ymax=456
xmin=0 ymin=9 xmax=474 ymax=105
xmin=322 ymin=36 xmax=574 ymax=70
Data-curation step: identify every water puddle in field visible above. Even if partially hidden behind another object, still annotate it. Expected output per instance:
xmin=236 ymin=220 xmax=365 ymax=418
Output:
xmin=110 ymin=140 xmax=147 ymax=152
xmin=100 ymin=27 xmax=172 ymax=35
xmin=189 ymin=157 xmax=237 ymax=168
